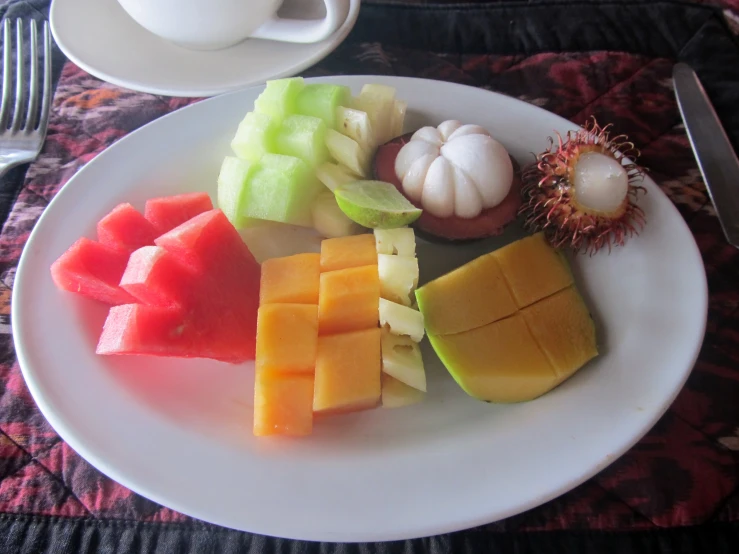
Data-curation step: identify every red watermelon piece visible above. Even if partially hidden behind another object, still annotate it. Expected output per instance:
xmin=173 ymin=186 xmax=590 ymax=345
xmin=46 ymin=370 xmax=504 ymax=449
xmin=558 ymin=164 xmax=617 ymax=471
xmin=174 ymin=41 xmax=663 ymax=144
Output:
xmin=50 ymin=238 xmax=135 ymax=305
xmin=144 ymin=192 xmax=213 ymax=235
xmin=97 ymin=203 xmax=158 ymax=253
xmin=96 ymin=209 xmax=260 ymax=363
xmin=51 ymin=193 xmax=214 ymax=306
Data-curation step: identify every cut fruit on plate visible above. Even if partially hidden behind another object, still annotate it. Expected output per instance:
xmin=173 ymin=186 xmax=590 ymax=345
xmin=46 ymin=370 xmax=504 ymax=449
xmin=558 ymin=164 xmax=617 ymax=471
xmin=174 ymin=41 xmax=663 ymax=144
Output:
xmin=334 ymin=180 xmax=422 ymax=229
xmin=315 ymin=161 xmax=361 ymax=192
xmin=312 ymin=191 xmax=364 ymax=238
xmin=380 ymin=330 xmax=426 ymax=392
xmin=381 ymin=374 xmax=425 ymax=408
xmin=379 ymin=297 xmax=424 ymax=342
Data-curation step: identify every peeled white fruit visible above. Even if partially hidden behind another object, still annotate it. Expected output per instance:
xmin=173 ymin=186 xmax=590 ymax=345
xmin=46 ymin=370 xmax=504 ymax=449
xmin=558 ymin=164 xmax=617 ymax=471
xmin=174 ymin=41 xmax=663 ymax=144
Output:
xmin=394 ymin=120 xmax=514 ymax=219
xmin=312 ymin=191 xmax=364 ymax=238
xmin=378 ymin=253 xmax=419 ymax=306
xmin=326 ymin=129 xmax=370 ymax=177
xmin=381 ymin=330 xmax=426 ymax=391
xmin=381 ymin=374 xmax=425 ymax=408
xmin=316 ymin=161 xmax=361 ymax=192
xmin=374 ymin=228 xmax=416 ymax=257
xmin=379 ymin=298 xmax=425 ymax=342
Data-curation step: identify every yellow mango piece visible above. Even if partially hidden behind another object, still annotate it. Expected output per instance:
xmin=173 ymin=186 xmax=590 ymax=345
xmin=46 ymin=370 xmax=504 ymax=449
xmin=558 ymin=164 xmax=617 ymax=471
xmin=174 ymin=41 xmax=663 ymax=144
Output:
xmin=428 ymin=314 xmax=558 ymax=403
xmin=415 ymin=252 xmax=517 ymax=335
xmin=320 ymin=233 xmax=377 ymax=272
xmin=256 ymin=304 xmax=318 ymax=373
xmin=260 ymin=253 xmax=320 ymax=305
xmin=495 ymin=232 xmax=573 ymax=308
xmin=313 ymin=328 xmax=381 ymax=413
xmin=381 ymin=374 xmax=425 ymax=408
xmin=521 ymin=286 xmax=598 ymax=380
xmin=318 ymin=265 xmax=379 ymax=335
xmin=253 ymin=370 xmax=314 ymax=436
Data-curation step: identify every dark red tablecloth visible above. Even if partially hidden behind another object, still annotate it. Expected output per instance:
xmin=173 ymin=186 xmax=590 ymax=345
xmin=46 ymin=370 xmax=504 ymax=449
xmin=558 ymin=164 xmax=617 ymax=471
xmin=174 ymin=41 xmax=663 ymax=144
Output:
xmin=1 ymin=1 xmax=739 ymax=552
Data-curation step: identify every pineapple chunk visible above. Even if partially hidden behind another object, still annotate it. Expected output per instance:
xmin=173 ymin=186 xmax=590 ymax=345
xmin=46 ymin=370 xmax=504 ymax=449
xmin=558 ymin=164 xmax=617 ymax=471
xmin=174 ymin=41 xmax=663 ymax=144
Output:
xmin=374 ymin=228 xmax=416 ymax=257
xmin=378 ymin=253 xmax=418 ymax=306
xmin=325 ymin=129 xmax=370 ymax=177
xmin=315 ymin=161 xmax=361 ymax=192
xmin=381 ymin=374 xmax=425 ymax=408
xmin=354 ymin=85 xmax=396 ymax=145
xmin=312 ymin=191 xmax=363 ymax=238
xmin=390 ymin=100 xmax=407 ymax=138
xmin=381 ymin=330 xmax=426 ymax=391
xmin=379 ymin=298 xmax=425 ymax=342
xmin=336 ymin=106 xmax=376 ymax=152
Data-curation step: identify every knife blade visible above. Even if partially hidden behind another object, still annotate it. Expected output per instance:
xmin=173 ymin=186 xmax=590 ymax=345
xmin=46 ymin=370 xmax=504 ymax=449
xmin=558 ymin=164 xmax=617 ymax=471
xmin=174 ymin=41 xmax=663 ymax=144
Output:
xmin=673 ymin=62 xmax=739 ymax=249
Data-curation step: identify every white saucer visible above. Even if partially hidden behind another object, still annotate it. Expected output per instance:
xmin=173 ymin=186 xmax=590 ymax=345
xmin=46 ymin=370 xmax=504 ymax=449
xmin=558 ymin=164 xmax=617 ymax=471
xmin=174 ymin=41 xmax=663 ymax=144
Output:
xmin=49 ymin=0 xmax=360 ymax=97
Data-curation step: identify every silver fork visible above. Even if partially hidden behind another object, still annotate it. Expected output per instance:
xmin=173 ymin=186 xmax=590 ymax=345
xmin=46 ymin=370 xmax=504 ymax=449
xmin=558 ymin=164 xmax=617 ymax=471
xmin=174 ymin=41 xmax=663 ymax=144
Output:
xmin=0 ymin=18 xmax=51 ymax=180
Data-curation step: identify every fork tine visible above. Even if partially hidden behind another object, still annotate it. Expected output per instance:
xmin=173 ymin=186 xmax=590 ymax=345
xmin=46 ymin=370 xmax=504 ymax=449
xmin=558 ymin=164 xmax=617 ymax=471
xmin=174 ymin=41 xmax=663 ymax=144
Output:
xmin=0 ymin=19 xmax=12 ymax=129
xmin=24 ymin=20 xmax=38 ymax=131
xmin=10 ymin=19 xmax=25 ymax=132
xmin=37 ymin=20 xmax=51 ymax=133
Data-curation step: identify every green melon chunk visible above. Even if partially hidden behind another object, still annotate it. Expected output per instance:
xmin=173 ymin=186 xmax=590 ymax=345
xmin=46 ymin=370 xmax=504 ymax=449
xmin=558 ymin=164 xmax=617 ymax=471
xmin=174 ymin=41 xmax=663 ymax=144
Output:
xmin=230 ymin=112 xmax=278 ymax=162
xmin=241 ymin=153 xmax=322 ymax=228
xmin=253 ymin=78 xmax=305 ymax=123
xmin=217 ymin=156 xmax=257 ymax=229
xmin=274 ymin=114 xmax=329 ymax=168
xmin=295 ymin=84 xmax=350 ymax=128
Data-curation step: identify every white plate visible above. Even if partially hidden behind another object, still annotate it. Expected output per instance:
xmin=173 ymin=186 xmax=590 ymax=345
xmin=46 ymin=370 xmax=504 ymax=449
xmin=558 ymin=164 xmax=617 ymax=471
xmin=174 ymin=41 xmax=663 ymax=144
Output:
xmin=13 ymin=76 xmax=707 ymax=542
xmin=49 ymin=0 xmax=360 ymax=97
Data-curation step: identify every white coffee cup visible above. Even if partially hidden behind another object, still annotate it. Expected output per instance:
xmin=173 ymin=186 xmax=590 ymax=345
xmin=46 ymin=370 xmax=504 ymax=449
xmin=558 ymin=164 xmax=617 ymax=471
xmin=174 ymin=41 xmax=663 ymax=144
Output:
xmin=116 ymin=0 xmax=350 ymax=51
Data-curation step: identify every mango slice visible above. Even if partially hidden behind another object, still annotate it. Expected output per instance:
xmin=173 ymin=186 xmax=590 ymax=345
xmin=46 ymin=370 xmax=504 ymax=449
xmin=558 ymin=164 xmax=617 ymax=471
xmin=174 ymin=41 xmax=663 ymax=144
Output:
xmin=260 ymin=252 xmax=320 ymax=305
xmin=313 ymin=328 xmax=381 ymax=413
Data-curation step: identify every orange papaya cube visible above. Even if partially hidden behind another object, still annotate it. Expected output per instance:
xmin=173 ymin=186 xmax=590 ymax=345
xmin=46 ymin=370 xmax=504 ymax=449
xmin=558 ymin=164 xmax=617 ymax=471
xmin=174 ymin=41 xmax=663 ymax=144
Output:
xmin=320 ymin=234 xmax=377 ymax=272
xmin=253 ymin=370 xmax=314 ymax=436
xmin=318 ymin=265 xmax=379 ymax=335
xmin=313 ymin=328 xmax=381 ymax=413
xmin=255 ymin=304 xmax=318 ymax=374
xmin=260 ymin=253 xmax=320 ymax=305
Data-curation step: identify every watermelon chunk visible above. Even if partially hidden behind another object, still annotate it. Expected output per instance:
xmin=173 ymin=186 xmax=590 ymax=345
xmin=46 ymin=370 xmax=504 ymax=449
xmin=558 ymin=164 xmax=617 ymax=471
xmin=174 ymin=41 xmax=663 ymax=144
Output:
xmin=144 ymin=192 xmax=213 ymax=235
xmin=51 ymin=193 xmax=215 ymax=306
xmin=96 ymin=203 xmax=158 ymax=253
xmin=97 ymin=209 xmax=261 ymax=363
xmin=50 ymin=238 xmax=135 ymax=305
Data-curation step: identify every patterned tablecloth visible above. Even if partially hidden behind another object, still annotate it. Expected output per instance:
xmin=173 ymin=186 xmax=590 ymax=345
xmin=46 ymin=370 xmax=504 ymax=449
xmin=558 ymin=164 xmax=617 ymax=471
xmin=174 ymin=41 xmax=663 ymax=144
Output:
xmin=1 ymin=1 xmax=739 ymax=552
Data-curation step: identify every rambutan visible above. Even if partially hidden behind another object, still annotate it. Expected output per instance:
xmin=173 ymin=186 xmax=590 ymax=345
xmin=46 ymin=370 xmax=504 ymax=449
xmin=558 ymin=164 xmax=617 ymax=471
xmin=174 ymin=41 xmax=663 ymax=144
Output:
xmin=519 ymin=117 xmax=647 ymax=255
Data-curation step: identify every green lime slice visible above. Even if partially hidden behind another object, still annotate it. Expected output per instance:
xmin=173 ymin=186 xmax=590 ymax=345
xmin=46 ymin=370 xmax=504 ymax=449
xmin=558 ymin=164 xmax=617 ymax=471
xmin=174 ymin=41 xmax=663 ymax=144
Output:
xmin=334 ymin=180 xmax=422 ymax=229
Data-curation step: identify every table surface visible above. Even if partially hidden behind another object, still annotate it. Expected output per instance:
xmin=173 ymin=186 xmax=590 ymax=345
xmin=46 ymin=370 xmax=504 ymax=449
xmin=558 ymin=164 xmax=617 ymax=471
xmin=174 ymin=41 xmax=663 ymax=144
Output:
xmin=1 ymin=1 xmax=739 ymax=552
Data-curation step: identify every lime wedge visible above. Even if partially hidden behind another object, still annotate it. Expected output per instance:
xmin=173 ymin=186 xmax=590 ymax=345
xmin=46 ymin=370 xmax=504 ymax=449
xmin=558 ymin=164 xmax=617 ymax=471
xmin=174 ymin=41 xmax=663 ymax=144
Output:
xmin=334 ymin=180 xmax=422 ymax=229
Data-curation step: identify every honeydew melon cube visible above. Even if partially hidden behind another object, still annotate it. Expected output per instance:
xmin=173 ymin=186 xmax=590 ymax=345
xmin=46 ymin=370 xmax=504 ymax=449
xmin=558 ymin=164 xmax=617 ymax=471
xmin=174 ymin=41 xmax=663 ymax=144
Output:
xmin=312 ymin=191 xmax=364 ymax=238
xmin=379 ymin=298 xmax=425 ymax=342
xmin=254 ymin=78 xmax=305 ymax=123
xmin=230 ymin=112 xmax=277 ymax=162
xmin=381 ymin=329 xmax=426 ymax=391
xmin=336 ymin=106 xmax=375 ymax=152
xmin=242 ymin=153 xmax=322 ymax=228
xmin=378 ymin=253 xmax=419 ymax=306
xmin=374 ymin=228 xmax=416 ymax=257
xmin=274 ymin=115 xmax=329 ymax=167
xmin=325 ymin=129 xmax=370 ymax=177
xmin=315 ymin=162 xmax=361 ymax=191
xmin=295 ymin=84 xmax=350 ymax=128
xmin=217 ymin=156 xmax=257 ymax=229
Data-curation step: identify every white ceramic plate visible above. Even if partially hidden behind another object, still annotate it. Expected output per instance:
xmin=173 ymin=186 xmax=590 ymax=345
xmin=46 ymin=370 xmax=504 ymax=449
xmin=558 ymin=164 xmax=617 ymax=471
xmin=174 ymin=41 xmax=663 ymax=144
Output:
xmin=49 ymin=0 xmax=360 ymax=97
xmin=13 ymin=76 xmax=707 ymax=542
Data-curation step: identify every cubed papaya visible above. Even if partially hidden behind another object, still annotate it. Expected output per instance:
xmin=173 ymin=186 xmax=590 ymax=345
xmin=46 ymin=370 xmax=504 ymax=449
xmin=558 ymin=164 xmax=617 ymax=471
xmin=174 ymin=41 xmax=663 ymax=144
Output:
xmin=318 ymin=265 xmax=379 ymax=335
xmin=320 ymin=233 xmax=377 ymax=272
xmin=313 ymin=328 xmax=381 ymax=413
xmin=255 ymin=304 xmax=318 ymax=373
xmin=260 ymin=253 xmax=320 ymax=305
xmin=253 ymin=370 xmax=314 ymax=436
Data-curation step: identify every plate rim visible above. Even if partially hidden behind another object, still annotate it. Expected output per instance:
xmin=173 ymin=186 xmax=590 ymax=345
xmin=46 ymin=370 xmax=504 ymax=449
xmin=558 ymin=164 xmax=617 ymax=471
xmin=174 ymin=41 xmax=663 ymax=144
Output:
xmin=49 ymin=0 xmax=361 ymax=97
xmin=11 ymin=75 xmax=709 ymax=541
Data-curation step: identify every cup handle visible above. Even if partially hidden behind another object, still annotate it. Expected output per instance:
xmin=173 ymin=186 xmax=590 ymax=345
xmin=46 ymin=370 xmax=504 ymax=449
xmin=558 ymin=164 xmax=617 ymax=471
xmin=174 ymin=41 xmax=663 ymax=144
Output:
xmin=250 ymin=0 xmax=349 ymax=43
